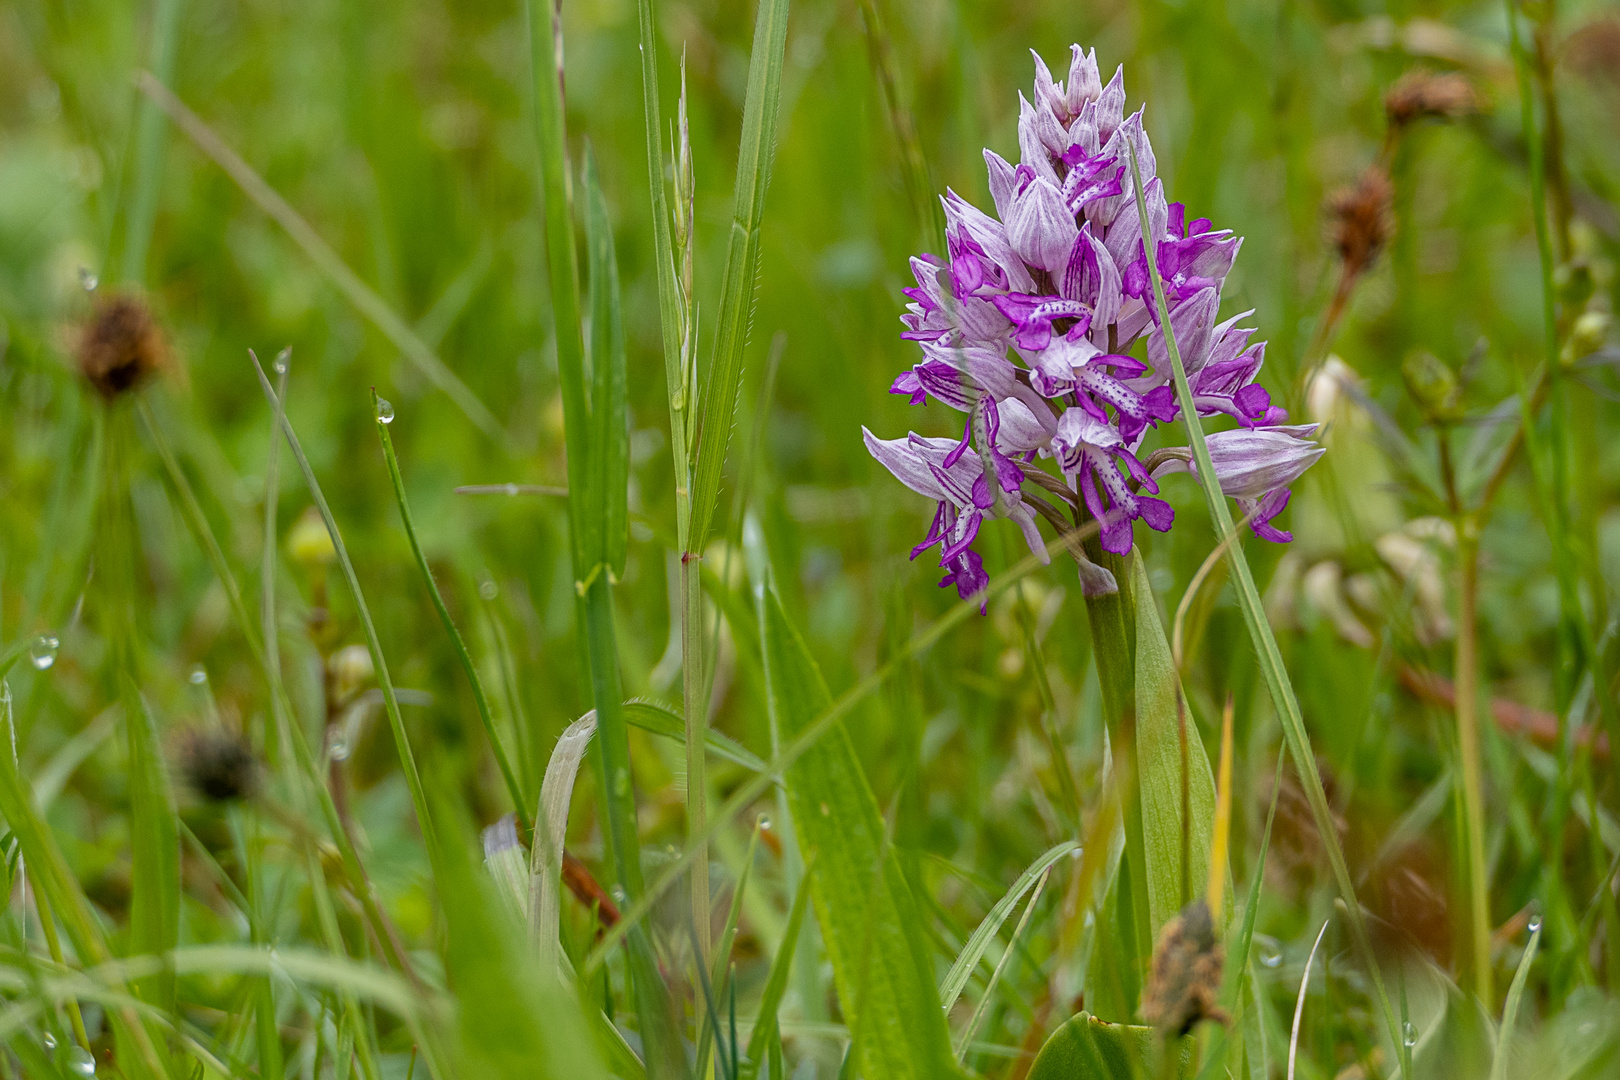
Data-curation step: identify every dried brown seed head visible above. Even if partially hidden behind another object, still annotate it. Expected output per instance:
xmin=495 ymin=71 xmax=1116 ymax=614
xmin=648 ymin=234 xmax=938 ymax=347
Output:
xmin=179 ymin=729 xmax=260 ymax=803
xmin=77 ymin=293 xmax=166 ymax=399
xmin=1140 ymin=899 xmax=1228 ymax=1036
xmin=1384 ymin=69 xmax=1478 ymax=128
xmin=1328 ymin=167 xmax=1394 ymax=279
xmin=1565 ymin=17 xmax=1620 ymax=85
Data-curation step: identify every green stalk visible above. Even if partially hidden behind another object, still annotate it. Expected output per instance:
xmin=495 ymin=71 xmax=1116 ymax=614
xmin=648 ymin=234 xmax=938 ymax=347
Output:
xmin=120 ymin=0 xmax=185 ymax=284
xmin=1125 ymin=142 xmax=1406 ymax=1070
xmin=374 ymin=394 xmax=529 ymax=828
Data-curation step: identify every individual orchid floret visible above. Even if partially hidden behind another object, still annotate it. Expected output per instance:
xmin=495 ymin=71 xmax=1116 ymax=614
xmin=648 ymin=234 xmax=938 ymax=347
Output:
xmin=1053 ymin=410 xmax=1174 ymax=555
xmin=1152 ymin=425 xmax=1324 ymax=543
xmin=863 ymin=429 xmax=1048 ymax=607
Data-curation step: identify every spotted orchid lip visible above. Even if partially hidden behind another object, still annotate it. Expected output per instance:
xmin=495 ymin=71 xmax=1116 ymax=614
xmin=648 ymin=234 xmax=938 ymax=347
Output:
xmin=872 ymin=45 xmax=1324 ymax=602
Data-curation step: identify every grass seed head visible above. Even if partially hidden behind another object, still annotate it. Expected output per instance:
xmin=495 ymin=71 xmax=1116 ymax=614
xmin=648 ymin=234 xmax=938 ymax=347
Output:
xmin=1328 ymin=167 xmax=1394 ymax=279
xmin=77 ymin=292 xmax=166 ymax=399
xmin=1140 ymin=899 xmax=1228 ymax=1037
xmin=179 ymin=728 xmax=260 ymax=803
xmin=1384 ymin=69 xmax=1477 ymax=128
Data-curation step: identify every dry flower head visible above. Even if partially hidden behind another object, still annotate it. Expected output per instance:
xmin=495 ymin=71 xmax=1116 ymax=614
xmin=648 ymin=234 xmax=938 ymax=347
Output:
xmin=77 ymin=292 xmax=166 ymax=398
xmin=1328 ymin=167 xmax=1394 ymax=279
xmin=1140 ymin=899 xmax=1228 ymax=1036
xmin=1384 ymin=69 xmax=1478 ymax=127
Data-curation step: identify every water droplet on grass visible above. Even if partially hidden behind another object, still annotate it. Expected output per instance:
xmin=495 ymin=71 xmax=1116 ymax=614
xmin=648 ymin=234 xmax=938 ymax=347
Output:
xmin=1255 ymin=935 xmax=1282 ymax=968
xmin=273 ymin=348 xmax=291 ymax=375
xmin=1527 ymin=913 xmax=1542 ymax=933
xmin=504 ymin=482 xmax=519 ymax=496
xmin=479 ymin=580 xmax=498 ymax=601
xmin=328 ymin=732 xmax=351 ymax=761
xmin=189 ymin=665 xmax=208 ymax=685
xmin=30 ymin=636 xmax=59 ymax=670
xmin=756 ymin=816 xmax=772 ymax=831
xmin=66 ymin=1045 xmax=96 ymax=1076
xmin=42 ymin=1033 xmax=56 ymax=1051
xmin=79 ymin=268 xmax=98 ymax=292
xmin=376 ymin=398 xmax=394 ymax=424
xmin=1402 ymin=1021 xmax=1418 ymax=1048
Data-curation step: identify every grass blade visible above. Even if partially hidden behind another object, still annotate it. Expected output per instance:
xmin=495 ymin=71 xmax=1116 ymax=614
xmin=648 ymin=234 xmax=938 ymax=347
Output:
xmin=119 ymin=0 xmax=184 ymax=284
xmin=374 ymin=392 xmax=528 ymax=826
xmin=250 ymin=353 xmax=436 ymax=852
xmin=1287 ymin=920 xmax=1331 ymax=1080
xmin=687 ymin=0 xmax=791 ymax=551
xmin=744 ymin=866 xmax=813 ymax=1078
xmin=1490 ymin=920 xmax=1541 ymax=1080
xmin=622 ymin=699 xmax=770 ymax=773
xmin=955 ymin=867 xmax=1051 ymax=1062
xmin=135 ymin=72 xmax=505 ymax=442
xmin=583 ymin=149 xmax=629 ymax=582
xmin=939 ymin=840 xmax=1078 ymax=1015
xmin=530 ymin=713 xmax=596 ymax=967
xmin=1127 ymin=140 xmax=1404 ymax=1064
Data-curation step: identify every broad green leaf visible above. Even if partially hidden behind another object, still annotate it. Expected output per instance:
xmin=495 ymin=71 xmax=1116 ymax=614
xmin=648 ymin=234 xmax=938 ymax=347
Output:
xmin=583 ymin=151 xmax=629 ymax=581
xmin=757 ymin=582 xmax=958 ymax=1080
xmin=1027 ymin=1012 xmax=1187 ymax=1080
xmin=1130 ymin=553 xmax=1216 ymax=934
xmin=688 ymin=0 xmax=791 ymax=551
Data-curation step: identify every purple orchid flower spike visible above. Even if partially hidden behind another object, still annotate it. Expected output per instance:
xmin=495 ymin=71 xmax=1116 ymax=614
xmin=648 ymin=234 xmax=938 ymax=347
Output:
xmin=868 ymin=44 xmax=1322 ymax=607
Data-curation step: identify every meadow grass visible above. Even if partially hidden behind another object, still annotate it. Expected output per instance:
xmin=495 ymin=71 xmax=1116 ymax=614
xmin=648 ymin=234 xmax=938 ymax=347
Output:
xmin=2 ymin=0 xmax=1620 ymax=1078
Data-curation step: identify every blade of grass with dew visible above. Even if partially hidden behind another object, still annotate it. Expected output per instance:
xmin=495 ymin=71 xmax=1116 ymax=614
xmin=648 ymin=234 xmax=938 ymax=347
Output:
xmin=1129 ymin=551 xmax=1217 ymax=932
xmin=582 ymin=522 xmax=1098 ymax=979
xmin=134 ymin=72 xmax=505 ymax=442
xmin=686 ymin=0 xmax=791 ymax=551
xmin=157 ymin=355 xmax=421 ymax=991
xmin=743 ymin=867 xmax=813 ymax=1080
xmin=756 ymin=574 xmax=958 ymax=1080
xmin=261 ymin=350 xmax=291 ymax=767
xmin=249 ymin=353 xmax=435 ymax=852
xmin=1490 ymin=921 xmax=1541 ymax=1080
xmin=374 ymin=390 xmax=528 ymax=828
xmin=939 ymin=840 xmax=1078 ymax=1015
xmin=119 ymin=0 xmax=184 ymax=284
xmin=1126 ymin=140 xmax=1405 ymax=1069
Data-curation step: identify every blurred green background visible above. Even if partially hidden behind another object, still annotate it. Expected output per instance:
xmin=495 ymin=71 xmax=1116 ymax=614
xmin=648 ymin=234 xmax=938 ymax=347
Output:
xmin=2 ymin=0 xmax=1620 ymax=1075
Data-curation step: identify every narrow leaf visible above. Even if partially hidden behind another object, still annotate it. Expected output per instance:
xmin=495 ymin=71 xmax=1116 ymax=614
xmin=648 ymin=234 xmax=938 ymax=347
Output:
xmin=940 ymin=840 xmax=1078 ymax=1014
xmin=583 ymin=152 xmax=630 ymax=580
xmin=688 ymin=0 xmax=791 ymax=550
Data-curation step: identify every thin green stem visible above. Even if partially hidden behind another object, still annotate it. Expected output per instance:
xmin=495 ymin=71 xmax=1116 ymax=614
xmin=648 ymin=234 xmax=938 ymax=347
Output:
xmin=1125 ymin=141 xmax=1406 ymax=1070
xmin=373 ymin=392 xmax=529 ymax=831
xmin=248 ymin=356 xmax=436 ymax=854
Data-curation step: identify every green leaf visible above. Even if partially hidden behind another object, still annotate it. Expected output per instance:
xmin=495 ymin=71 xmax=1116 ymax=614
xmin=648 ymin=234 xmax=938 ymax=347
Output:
xmin=1130 ymin=553 xmax=1216 ymax=934
xmin=742 ymin=868 xmax=813 ymax=1080
xmin=688 ymin=0 xmax=791 ymax=551
xmin=1027 ymin=1013 xmax=1184 ymax=1080
xmin=124 ymin=691 xmax=180 ymax=1014
xmin=583 ymin=150 xmax=630 ymax=581
xmin=622 ymin=699 xmax=769 ymax=773
xmin=757 ymin=580 xmax=958 ymax=1080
